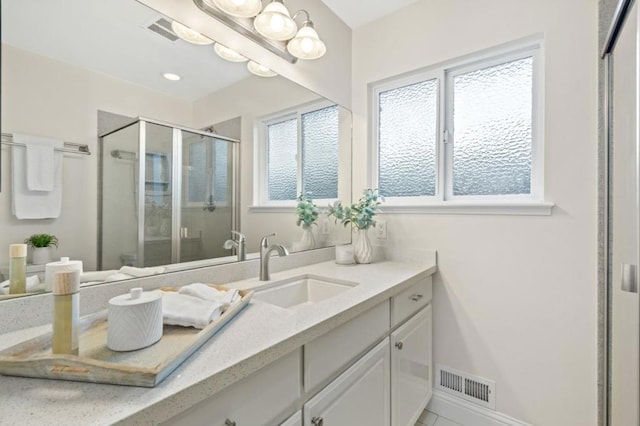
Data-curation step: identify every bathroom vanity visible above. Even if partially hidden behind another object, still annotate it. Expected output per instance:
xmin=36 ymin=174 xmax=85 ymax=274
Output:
xmin=0 ymin=252 xmax=436 ymax=425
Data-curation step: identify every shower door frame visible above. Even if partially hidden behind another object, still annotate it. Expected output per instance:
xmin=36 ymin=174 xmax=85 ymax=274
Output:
xmin=98 ymin=117 xmax=240 ymax=269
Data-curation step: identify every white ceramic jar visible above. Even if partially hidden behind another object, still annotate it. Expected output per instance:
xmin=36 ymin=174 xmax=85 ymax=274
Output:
xmin=107 ymin=288 xmax=163 ymax=351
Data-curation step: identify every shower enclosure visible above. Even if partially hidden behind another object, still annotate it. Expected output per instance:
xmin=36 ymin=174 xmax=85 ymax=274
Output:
xmin=99 ymin=118 xmax=238 ymax=270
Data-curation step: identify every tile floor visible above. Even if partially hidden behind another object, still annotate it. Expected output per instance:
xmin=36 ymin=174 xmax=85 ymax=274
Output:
xmin=415 ymin=409 xmax=461 ymax=426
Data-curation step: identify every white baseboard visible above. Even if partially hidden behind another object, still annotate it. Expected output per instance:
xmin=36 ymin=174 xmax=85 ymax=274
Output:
xmin=427 ymin=390 xmax=531 ymax=426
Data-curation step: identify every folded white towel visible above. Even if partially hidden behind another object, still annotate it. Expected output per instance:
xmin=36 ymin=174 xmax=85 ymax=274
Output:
xmin=0 ymin=275 xmax=44 ymax=295
xmin=178 ymin=283 xmax=240 ymax=308
xmin=80 ymin=270 xmax=119 ymax=283
xmin=105 ymin=273 xmax=134 ymax=282
xmin=162 ymin=293 xmax=223 ymax=329
xmin=119 ymin=266 xmax=166 ymax=278
xmin=11 ymin=134 xmax=63 ymax=219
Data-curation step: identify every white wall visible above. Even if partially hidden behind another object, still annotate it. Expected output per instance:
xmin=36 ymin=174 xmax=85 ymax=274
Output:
xmin=351 ymin=1 xmax=597 ymax=424
xmin=1 ymin=45 xmax=193 ymax=270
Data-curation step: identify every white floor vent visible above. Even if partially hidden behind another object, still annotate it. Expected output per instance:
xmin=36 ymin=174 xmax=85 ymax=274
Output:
xmin=435 ymin=364 xmax=496 ymax=409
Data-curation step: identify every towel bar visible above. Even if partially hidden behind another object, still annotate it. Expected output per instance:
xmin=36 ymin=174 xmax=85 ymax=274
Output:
xmin=1 ymin=133 xmax=91 ymax=155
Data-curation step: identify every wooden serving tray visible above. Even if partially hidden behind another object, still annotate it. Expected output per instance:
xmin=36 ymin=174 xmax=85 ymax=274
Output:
xmin=0 ymin=285 xmax=252 ymax=387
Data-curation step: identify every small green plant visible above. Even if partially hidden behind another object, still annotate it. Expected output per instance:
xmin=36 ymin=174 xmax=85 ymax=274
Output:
xmin=327 ymin=189 xmax=383 ymax=230
xmin=24 ymin=233 xmax=58 ymax=248
xmin=296 ymin=194 xmax=319 ymax=228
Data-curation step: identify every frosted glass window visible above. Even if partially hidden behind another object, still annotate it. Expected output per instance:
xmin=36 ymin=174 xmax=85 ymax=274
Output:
xmin=452 ymin=57 xmax=533 ymax=196
xmin=267 ymin=118 xmax=297 ymax=201
xmin=213 ymin=139 xmax=228 ymax=203
xmin=302 ymin=105 xmax=339 ymax=199
xmin=378 ymin=79 xmax=438 ymax=197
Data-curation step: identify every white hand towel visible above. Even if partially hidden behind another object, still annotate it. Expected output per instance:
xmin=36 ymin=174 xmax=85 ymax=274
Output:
xmin=105 ymin=273 xmax=135 ymax=282
xmin=119 ymin=266 xmax=166 ymax=278
xmin=21 ymin=135 xmax=60 ymax=191
xmin=162 ymin=292 xmax=223 ymax=329
xmin=11 ymin=134 xmax=63 ymax=219
xmin=178 ymin=283 xmax=240 ymax=308
xmin=0 ymin=275 xmax=43 ymax=295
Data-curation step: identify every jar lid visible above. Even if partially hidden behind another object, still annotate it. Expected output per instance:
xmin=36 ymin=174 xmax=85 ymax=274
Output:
xmin=9 ymin=244 xmax=27 ymax=258
xmin=109 ymin=288 xmax=161 ymax=306
xmin=53 ymin=270 xmax=80 ymax=295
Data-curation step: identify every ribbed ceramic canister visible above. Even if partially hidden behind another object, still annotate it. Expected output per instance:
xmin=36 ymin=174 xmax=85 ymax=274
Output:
xmin=107 ymin=288 xmax=163 ymax=352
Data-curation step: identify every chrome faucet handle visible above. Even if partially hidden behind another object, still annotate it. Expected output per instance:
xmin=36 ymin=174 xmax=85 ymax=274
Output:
xmin=260 ymin=233 xmax=276 ymax=248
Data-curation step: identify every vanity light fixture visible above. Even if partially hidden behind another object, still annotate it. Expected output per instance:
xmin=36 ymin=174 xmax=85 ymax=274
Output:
xmin=171 ymin=21 xmax=214 ymax=45
xmin=163 ymin=73 xmax=181 ymax=81
xmin=287 ymin=11 xmax=326 ymax=60
xmin=214 ymin=43 xmax=249 ymax=62
xmin=253 ymin=0 xmax=297 ymax=41
xmin=247 ymin=61 xmax=277 ymax=77
xmin=206 ymin=0 xmax=262 ymax=18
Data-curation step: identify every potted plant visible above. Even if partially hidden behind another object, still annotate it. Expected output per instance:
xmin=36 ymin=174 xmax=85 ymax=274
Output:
xmin=24 ymin=233 xmax=58 ymax=265
xmin=295 ymin=194 xmax=319 ymax=251
xmin=327 ymin=189 xmax=383 ymax=264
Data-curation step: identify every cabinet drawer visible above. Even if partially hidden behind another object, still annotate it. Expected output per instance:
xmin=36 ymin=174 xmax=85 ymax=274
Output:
xmin=391 ymin=277 xmax=432 ymax=327
xmin=304 ymin=301 xmax=390 ymax=394
xmin=162 ymin=349 xmax=301 ymax=426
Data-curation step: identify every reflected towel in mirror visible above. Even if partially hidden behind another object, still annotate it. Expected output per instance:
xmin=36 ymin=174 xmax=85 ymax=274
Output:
xmin=0 ymin=275 xmax=43 ymax=295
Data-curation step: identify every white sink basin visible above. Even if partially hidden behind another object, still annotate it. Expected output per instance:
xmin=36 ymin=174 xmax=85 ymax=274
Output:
xmin=253 ymin=275 xmax=359 ymax=308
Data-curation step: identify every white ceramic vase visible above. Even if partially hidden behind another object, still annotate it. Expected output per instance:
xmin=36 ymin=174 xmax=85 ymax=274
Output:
xmin=32 ymin=247 xmax=52 ymax=265
xmin=299 ymin=225 xmax=316 ymax=251
xmin=354 ymin=229 xmax=372 ymax=264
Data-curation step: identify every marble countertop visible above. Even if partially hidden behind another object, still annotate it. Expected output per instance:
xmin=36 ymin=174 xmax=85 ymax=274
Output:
xmin=0 ymin=255 xmax=436 ymax=426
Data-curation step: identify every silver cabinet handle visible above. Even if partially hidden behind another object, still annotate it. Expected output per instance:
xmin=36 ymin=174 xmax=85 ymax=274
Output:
xmin=311 ymin=417 xmax=324 ymax=426
xmin=224 ymin=420 xmax=236 ymax=426
xmin=621 ymin=264 xmax=638 ymax=293
xmin=395 ymin=341 xmax=403 ymax=350
xmin=410 ymin=294 xmax=423 ymax=302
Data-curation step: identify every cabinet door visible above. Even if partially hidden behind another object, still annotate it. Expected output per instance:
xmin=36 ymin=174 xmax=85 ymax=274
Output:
xmin=390 ymin=305 xmax=432 ymax=426
xmin=304 ymin=339 xmax=390 ymax=426
xmin=281 ymin=410 xmax=302 ymax=426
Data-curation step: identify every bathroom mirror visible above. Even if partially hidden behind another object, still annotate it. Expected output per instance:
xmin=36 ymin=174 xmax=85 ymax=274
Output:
xmin=0 ymin=0 xmax=352 ymax=299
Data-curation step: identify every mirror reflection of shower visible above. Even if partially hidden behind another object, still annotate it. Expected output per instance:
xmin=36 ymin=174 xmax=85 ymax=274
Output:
xmin=99 ymin=118 xmax=238 ymax=270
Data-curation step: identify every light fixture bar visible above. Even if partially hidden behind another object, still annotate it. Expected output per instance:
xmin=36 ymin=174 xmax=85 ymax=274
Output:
xmin=192 ymin=0 xmax=297 ymax=64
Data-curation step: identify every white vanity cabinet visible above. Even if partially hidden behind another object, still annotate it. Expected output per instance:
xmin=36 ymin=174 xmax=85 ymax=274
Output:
xmin=391 ymin=305 xmax=433 ymax=426
xmin=161 ymin=349 xmax=301 ymax=426
xmin=303 ymin=339 xmax=391 ymax=426
xmin=281 ymin=411 xmax=303 ymax=426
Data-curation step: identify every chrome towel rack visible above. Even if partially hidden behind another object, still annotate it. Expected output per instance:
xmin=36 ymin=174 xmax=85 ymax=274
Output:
xmin=1 ymin=132 xmax=91 ymax=155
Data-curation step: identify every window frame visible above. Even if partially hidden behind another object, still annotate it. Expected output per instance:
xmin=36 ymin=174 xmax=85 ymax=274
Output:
xmin=255 ymin=99 xmax=339 ymax=208
xmin=369 ymin=37 xmax=552 ymax=215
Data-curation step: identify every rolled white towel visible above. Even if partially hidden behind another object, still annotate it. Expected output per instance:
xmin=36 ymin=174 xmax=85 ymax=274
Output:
xmin=119 ymin=266 xmax=166 ymax=278
xmin=162 ymin=292 xmax=223 ymax=329
xmin=178 ymin=283 xmax=240 ymax=309
xmin=81 ymin=270 xmax=118 ymax=283
xmin=0 ymin=275 xmax=44 ymax=294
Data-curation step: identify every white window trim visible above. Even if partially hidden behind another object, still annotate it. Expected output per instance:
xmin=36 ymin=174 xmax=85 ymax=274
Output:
xmin=253 ymin=99 xmax=340 ymax=209
xmin=369 ymin=35 xmax=553 ymax=215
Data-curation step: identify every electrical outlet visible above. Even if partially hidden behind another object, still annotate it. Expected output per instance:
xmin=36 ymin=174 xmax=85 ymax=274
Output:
xmin=375 ymin=220 xmax=387 ymax=240
xmin=321 ymin=220 xmax=330 ymax=235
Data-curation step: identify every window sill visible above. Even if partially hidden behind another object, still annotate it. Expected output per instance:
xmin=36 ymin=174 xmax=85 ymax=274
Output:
xmin=248 ymin=205 xmax=296 ymax=213
xmin=379 ymin=201 xmax=554 ymax=216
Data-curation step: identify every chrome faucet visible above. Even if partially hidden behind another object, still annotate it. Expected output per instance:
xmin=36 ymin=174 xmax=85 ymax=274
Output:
xmin=223 ymin=231 xmax=246 ymax=261
xmin=259 ymin=233 xmax=289 ymax=281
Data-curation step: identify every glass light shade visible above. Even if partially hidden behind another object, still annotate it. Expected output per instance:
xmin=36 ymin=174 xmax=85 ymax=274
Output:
xmin=247 ymin=61 xmax=277 ymax=77
xmin=253 ymin=1 xmax=297 ymax=41
xmin=214 ymin=43 xmax=248 ymax=62
xmin=206 ymin=0 xmax=262 ymax=18
xmin=287 ymin=24 xmax=326 ymax=60
xmin=171 ymin=21 xmax=213 ymax=45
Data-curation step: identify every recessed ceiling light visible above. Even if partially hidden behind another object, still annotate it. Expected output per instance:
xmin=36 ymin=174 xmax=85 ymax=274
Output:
xmin=163 ymin=73 xmax=181 ymax=81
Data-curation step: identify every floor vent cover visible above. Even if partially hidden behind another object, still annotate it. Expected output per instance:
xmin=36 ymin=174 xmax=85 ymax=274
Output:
xmin=147 ymin=18 xmax=179 ymax=42
xmin=435 ymin=364 xmax=496 ymax=409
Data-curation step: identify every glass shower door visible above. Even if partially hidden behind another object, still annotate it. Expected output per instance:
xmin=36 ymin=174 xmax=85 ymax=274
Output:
xmin=181 ymin=130 xmax=235 ymax=263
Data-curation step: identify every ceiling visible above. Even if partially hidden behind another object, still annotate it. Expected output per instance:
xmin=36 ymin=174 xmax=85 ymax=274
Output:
xmin=320 ymin=0 xmax=421 ymax=28
xmin=1 ymin=0 xmax=418 ymax=101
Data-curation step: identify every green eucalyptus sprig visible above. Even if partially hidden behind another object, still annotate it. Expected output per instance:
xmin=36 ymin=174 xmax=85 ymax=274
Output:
xmin=296 ymin=194 xmax=319 ymax=228
xmin=24 ymin=234 xmax=59 ymax=248
xmin=327 ymin=189 xmax=383 ymax=231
